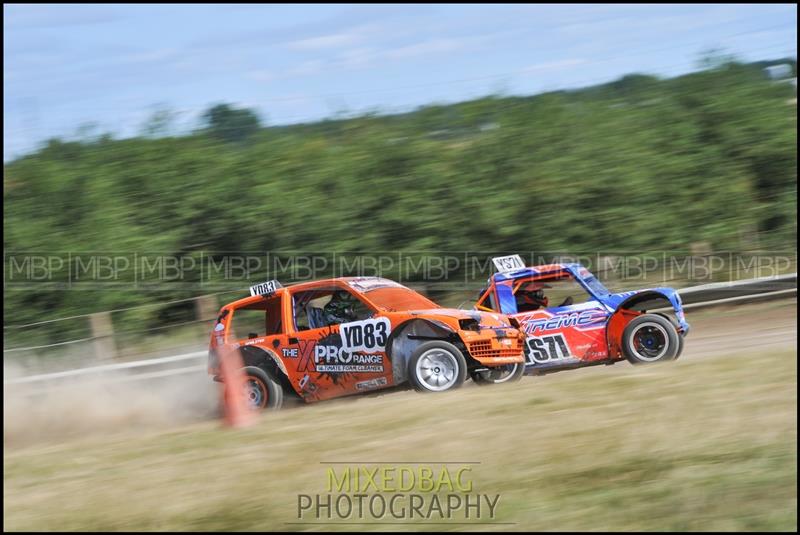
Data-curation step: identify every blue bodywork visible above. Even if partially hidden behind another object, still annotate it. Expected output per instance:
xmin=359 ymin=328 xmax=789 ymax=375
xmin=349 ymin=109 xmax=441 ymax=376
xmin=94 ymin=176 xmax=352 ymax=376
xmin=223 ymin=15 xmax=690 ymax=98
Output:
xmin=490 ymin=263 xmax=690 ymax=334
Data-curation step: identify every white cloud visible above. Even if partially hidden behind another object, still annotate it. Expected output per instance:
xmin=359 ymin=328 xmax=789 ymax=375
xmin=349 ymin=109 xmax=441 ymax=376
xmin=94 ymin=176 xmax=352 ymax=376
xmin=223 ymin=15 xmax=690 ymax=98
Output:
xmin=245 ymin=69 xmax=277 ymax=83
xmin=247 ymin=33 xmax=490 ymax=84
xmin=244 ymin=61 xmax=325 ymax=84
xmin=4 ymin=4 xmax=123 ymax=29
xmin=288 ymin=60 xmax=326 ymax=77
xmin=121 ymin=48 xmax=178 ymax=64
xmin=523 ymin=59 xmax=587 ymax=73
xmin=283 ymin=23 xmax=381 ymax=51
xmin=337 ymin=47 xmax=379 ymax=69
xmin=285 ymin=32 xmax=361 ymax=51
xmin=384 ymin=38 xmax=467 ymax=60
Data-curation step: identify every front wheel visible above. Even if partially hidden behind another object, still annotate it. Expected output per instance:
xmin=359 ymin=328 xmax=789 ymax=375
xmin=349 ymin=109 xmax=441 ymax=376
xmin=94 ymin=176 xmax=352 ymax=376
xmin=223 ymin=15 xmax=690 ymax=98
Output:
xmin=621 ymin=314 xmax=680 ymax=365
xmin=674 ymin=332 xmax=685 ymax=360
xmin=408 ymin=341 xmax=467 ymax=393
xmin=471 ymin=362 xmax=525 ymax=385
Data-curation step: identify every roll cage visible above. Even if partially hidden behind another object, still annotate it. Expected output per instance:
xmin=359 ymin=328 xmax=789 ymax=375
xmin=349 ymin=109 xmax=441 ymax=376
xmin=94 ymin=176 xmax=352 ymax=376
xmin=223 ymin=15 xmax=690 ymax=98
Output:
xmin=475 ymin=263 xmax=611 ymax=315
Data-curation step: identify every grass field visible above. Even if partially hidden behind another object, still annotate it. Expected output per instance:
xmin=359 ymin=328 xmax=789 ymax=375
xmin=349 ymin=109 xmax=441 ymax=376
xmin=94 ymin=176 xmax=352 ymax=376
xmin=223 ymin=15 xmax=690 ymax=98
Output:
xmin=4 ymin=340 xmax=797 ymax=531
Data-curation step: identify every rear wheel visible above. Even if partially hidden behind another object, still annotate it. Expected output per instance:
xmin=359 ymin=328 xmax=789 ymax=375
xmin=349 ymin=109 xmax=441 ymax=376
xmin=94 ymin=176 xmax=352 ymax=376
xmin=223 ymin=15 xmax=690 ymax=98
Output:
xmin=471 ymin=362 xmax=525 ymax=385
xmin=408 ymin=341 xmax=467 ymax=393
xmin=241 ymin=366 xmax=284 ymax=410
xmin=621 ymin=314 xmax=680 ymax=365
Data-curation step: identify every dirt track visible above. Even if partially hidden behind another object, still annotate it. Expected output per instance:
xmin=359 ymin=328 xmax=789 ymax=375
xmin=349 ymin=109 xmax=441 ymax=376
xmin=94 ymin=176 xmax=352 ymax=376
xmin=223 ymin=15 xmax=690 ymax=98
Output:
xmin=3 ymin=299 xmax=797 ymax=447
xmin=4 ymin=298 xmax=796 ymax=532
xmin=678 ymin=298 xmax=796 ymax=358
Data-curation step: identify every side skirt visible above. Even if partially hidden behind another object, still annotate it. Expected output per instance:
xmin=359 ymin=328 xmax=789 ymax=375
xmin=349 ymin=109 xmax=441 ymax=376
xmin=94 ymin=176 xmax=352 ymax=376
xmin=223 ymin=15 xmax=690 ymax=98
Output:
xmin=524 ymin=358 xmax=617 ymax=376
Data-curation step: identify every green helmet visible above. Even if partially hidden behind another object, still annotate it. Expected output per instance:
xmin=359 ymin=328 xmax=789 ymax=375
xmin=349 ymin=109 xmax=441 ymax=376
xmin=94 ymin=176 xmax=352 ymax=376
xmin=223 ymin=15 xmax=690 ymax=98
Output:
xmin=324 ymin=291 xmax=358 ymax=324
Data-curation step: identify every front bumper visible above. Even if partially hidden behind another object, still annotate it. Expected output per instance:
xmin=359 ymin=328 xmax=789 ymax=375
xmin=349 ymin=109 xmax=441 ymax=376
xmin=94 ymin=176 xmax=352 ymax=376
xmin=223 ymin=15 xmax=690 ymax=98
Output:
xmin=460 ymin=329 xmax=526 ymax=365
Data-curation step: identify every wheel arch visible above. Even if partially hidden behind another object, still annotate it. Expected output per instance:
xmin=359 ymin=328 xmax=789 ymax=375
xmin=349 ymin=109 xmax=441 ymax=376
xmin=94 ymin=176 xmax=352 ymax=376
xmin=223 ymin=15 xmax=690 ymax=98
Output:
xmin=616 ymin=290 xmax=676 ymax=314
xmin=606 ymin=291 xmax=676 ymax=358
xmin=238 ymin=345 xmax=298 ymax=398
xmin=386 ymin=318 xmax=463 ymax=385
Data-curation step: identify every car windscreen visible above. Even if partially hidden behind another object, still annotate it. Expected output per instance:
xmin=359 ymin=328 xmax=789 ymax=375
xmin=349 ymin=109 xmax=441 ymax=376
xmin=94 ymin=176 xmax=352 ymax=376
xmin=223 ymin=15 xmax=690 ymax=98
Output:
xmin=362 ymin=287 xmax=440 ymax=312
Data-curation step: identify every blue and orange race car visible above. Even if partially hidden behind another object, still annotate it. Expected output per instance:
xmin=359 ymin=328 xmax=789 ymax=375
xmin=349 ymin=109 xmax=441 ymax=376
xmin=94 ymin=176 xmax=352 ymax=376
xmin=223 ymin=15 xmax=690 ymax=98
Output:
xmin=474 ymin=255 xmax=689 ymax=375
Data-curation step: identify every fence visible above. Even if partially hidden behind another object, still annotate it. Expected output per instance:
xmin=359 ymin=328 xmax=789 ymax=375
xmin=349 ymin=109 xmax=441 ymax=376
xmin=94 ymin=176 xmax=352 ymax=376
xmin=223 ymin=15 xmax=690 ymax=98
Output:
xmin=5 ymin=250 xmax=797 ymax=357
xmin=3 ymin=272 xmax=796 ymax=386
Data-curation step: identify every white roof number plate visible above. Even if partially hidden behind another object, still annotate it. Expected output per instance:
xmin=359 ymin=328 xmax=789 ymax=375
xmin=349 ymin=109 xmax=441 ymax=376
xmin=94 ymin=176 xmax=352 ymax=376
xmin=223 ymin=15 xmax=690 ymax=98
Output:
xmin=249 ymin=280 xmax=282 ymax=296
xmin=492 ymin=254 xmax=526 ymax=273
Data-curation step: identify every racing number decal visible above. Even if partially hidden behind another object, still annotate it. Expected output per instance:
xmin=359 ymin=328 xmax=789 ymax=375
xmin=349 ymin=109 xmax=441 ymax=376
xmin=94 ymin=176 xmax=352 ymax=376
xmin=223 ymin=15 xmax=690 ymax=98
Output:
xmin=340 ymin=318 xmax=390 ymax=353
xmin=526 ymin=334 xmax=571 ymax=363
xmin=492 ymin=254 xmax=526 ymax=273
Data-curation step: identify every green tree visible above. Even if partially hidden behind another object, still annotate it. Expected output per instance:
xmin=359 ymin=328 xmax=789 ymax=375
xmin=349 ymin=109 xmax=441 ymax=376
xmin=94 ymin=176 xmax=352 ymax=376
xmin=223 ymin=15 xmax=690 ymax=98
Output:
xmin=201 ymin=103 xmax=261 ymax=143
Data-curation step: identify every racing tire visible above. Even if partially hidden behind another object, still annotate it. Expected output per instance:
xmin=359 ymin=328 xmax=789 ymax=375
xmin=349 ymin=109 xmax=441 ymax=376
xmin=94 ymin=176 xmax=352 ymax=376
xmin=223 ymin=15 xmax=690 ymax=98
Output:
xmin=621 ymin=314 xmax=680 ymax=365
xmin=408 ymin=341 xmax=467 ymax=393
xmin=241 ymin=366 xmax=284 ymax=410
xmin=471 ymin=361 xmax=526 ymax=385
xmin=674 ymin=333 xmax=685 ymax=361
xmin=655 ymin=313 xmax=686 ymax=361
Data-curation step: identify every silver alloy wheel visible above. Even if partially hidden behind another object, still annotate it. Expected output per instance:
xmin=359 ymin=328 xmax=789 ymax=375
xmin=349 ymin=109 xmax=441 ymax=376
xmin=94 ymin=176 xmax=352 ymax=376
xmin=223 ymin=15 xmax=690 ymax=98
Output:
xmin=415 ymin=348 xmax=459 ymax=391
xmin=628 ymin=321 xmax=669 ymax=361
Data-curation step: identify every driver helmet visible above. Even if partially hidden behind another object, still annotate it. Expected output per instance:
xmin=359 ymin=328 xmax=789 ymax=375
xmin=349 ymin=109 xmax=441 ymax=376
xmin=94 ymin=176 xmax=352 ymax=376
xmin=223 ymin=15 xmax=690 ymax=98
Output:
xmin=517 ymin=281 xmax=550 ymax=309
xmin=324 ymin=290 xmax=358 ymax=323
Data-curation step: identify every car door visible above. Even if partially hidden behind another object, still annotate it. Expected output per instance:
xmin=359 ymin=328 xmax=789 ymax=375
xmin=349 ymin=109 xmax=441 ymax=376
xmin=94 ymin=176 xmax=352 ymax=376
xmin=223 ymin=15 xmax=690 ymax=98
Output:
xmin=284 ymin=284 xmax=393 ymax=401
xmin=495 ymin=275 xmax=611 ymax=365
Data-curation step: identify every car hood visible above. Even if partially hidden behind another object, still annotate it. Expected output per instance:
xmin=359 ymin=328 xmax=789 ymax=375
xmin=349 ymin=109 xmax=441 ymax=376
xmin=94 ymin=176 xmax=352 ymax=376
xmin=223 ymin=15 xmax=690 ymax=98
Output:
xmin=402 ymin=308 xmax=516 ymax=328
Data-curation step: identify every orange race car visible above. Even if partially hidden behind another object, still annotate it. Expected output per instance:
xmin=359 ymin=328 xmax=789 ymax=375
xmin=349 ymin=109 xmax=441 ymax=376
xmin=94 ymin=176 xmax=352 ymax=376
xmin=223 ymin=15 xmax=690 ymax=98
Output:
xmin=208 ymin=277 xmax=526 ymax=410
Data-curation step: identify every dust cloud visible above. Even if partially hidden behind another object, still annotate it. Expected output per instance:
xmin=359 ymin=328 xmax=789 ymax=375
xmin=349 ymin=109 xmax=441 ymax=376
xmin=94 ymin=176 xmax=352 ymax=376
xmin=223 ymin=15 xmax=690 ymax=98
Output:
xmin=4 ymin=354 xmax=219 ymax=447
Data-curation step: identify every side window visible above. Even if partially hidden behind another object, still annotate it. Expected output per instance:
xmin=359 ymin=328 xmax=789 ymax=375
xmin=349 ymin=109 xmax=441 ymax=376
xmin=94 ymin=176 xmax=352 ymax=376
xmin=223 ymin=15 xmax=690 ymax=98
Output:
xmin=292 ymin=287 xmax=373 ymax=331
xmin=513 ymin=275 xmax=595 ymax=312
xmin=263 ymin=295 xmax=283 ymax=335
xmin=231 ymin=308 xmax=266 ymax=340
xmin=230 ymin=295 xmax=283 ymax=340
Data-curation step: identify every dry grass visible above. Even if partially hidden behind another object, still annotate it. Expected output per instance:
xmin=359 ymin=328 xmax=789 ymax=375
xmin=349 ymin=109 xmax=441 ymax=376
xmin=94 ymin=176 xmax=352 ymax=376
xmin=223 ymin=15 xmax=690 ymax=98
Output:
xmin=4 ymin=343 xmax=797 ymax=531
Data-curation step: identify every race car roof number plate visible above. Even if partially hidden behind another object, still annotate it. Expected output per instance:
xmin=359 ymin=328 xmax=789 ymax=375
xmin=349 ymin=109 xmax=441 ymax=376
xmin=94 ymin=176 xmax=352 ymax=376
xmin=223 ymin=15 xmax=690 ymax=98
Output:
xmin=492 ymin=254 xmax=526 ymax=273
xmin=347 ymin=277 xmax=404 ymax=293
xmin=249 ymin=280 xmax=282 ymax=296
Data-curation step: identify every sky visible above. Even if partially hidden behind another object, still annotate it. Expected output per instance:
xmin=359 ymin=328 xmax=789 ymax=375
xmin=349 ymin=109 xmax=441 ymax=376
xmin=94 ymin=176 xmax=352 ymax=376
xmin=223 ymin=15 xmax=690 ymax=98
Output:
xmin=3 ymin=3 xmax=797 ymax=159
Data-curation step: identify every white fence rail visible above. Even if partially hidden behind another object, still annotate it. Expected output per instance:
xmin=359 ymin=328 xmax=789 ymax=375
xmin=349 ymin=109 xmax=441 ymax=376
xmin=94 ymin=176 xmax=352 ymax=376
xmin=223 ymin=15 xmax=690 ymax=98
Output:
xmin=4 ymin=273 xmax=796 ymax=386
xmin=5 ymin=351 xmax=207 ymax=385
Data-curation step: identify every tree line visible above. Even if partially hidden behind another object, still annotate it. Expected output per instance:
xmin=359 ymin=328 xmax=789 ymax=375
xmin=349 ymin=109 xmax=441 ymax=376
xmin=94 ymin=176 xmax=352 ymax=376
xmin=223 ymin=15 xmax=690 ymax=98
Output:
xmin=4 ymin=58 xmax=797 ymax=340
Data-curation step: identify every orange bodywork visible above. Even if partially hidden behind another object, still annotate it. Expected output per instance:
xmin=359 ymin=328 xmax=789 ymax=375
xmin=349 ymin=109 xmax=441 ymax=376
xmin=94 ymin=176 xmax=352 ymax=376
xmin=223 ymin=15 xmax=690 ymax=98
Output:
xmin=605 ymin=307 xmax=642 ymax=359
xmin=208 ymin=277 xmax=525 ymax=403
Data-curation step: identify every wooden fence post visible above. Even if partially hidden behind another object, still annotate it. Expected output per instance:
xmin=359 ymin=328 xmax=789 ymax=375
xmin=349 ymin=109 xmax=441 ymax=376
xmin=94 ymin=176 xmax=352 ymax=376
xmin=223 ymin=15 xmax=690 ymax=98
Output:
xmin=89 ymin=311 xmax=117 ymax=361
xmin=195 ymin=294 xmax=219 ymax=322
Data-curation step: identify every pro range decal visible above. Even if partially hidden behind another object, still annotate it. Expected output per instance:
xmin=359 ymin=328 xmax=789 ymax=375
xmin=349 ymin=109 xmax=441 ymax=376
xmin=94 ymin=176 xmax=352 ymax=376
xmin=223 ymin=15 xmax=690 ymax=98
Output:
xmin=296 ymin=329 xmax=386 ymax=377
xmin=314 ymin=345 xmax=384 ymax=373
